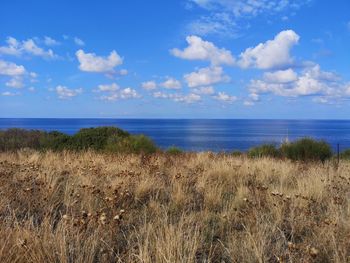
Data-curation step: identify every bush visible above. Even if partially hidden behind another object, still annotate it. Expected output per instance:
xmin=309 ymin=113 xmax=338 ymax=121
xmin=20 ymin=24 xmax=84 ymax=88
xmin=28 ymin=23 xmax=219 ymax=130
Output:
xmin=0 ymin=128 xmax=45 ymax=151
xmin=40 ymin=131 xmax=71 ymax=151
xmin=70 ymin=126 xmax=129 ymax=150
xmin=166 ymin=146 xmax=183 ymax=155
xmin=248 ymin=144 xmax=280 ymax=158
xmin=340 ymin=149 xmax=350 ymax=160
xmin=281 ymin=138 xmax=332 ymax=162
xmin=106 ymin=134 xmax=157 ymax=154
xmin=0 ymin=127 xmax=157 ymax=154
xmin=231 ymin=150 xmax=243 ymax=157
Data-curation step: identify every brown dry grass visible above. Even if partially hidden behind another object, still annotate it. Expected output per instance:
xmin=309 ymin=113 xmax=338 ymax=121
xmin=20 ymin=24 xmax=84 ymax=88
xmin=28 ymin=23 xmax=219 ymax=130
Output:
xmin=0 ymin=150 xmax=350 ymax=262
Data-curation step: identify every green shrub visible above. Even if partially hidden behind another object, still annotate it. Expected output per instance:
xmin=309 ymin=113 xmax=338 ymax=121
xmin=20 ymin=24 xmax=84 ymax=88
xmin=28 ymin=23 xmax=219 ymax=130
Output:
xmin=0 ymin=126 xmax=158 ymax=154
xmin=0 ymin=128 xmax=45 ymax=151
xmin=248 ymin=144 xmax=280 ymax=158
xmin=106 ymin=134 xmax=157 ymax=154
xmin=340 ymin=149 xmax=350 ymax=160
xmin=231 ymin=150 xmax=243 ymax=157
xmin=166 ymin=146 xmax=183 ymax=155
xmin=70 ymin=126 xmax=129 ymax=150
xmin=281 ymin=138 xmax=332 ymax=162
xmin=40 ymin=131 xmax=71 ymax=151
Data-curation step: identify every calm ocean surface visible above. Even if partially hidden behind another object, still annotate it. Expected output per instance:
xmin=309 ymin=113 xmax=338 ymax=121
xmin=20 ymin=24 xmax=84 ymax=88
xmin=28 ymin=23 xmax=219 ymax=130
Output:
xmin=1 ymin=118 xmax=350 ymax=152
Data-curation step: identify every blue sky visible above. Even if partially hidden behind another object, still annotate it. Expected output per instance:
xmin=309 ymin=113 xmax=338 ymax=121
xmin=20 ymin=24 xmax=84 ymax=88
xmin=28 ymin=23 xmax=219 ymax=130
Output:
xmin=0 ymin=0 xmax=349 ymax=119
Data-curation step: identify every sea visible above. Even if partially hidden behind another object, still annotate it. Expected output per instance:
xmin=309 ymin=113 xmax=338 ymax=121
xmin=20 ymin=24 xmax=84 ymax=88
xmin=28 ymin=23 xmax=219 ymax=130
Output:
xmin=1 ymin=118 xmax=350 ymax=152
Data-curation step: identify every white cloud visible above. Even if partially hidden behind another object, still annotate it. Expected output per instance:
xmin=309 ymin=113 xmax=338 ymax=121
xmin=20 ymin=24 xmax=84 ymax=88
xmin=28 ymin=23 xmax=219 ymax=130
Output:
xmin=120 ymin=87 xmax=141 ymax=99
xmin=243 ymin=100 xmax=255 ymax=106
xmin=192 ymin=86 xmax=215 ymax=95
xmin=0 ymin=59 xmax=26 ymax=76
xmin=153 ymin=91 xmax=201 ymax=103
xmin=213 ymin=91 xmax=237 ymax=102
xmin=97 ymin=83 xmax=120 ymax=92
xmin=187 ymin=0 xmax=310 ymax=37
xmin=56 ymin=85 xmax=82 ymax=99
xmin=248 ymin=65 xmax=346 ymax=100
xmin=187 ymin=13 xmax=238 ymax=37
xmin=6 ymin=76 xmax=24 ymax=88
xmin=160 ymin=77 xmax=182 ymax=89
xmin=76 ymin=49 xmax=123 ymax=73
xmin=0 ymin=37 xmax=21 ymax=56
xmin=0 ymin=37 xmax=57 ymax=58
xmin=98 ymin=86 xmax=140 ymax=101
xmin=119 ymin=69 xmax=128 ymax=75
xmin=171 ymin=35 xmax=234 ymax=65
xmin=238 ymin=30 xmax=300 ymax=69
xmin=2 ymin=91 xmax=19 ymax=96
xmin=74 ymin=37 xmax=85 ymax=46
xmin=175 ymin=93 xmax=201 ymax=103
xmin=141 ymin=81 xmax=157 ymax=90
xmin=263 ymin=69 xmax=298 ymax=83
xmin=22 ymin=39 xmax=56 ymax=58
xmin=184 ymin=66 xmax=229 ymax=88
xmin=190 ymin=0 xmax=308 ymax=17
xmin=44 ymin=36 xmax=60 ymax=46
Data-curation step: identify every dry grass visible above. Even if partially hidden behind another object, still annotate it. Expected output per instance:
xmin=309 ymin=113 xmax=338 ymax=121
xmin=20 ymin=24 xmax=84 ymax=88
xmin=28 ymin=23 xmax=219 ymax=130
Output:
xmin=0 ymin=150 xmax=350 ymax=262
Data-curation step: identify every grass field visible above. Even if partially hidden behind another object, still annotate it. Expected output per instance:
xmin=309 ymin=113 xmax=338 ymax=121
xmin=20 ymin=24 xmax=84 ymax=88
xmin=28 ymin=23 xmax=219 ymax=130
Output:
xmin=0 ymin=150 xmax=349 ymax=262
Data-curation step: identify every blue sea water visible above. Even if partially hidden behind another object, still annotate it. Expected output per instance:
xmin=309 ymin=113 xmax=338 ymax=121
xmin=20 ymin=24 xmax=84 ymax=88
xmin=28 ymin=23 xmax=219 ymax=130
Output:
xmin=1 ymin=118 xmax=350 ymax=152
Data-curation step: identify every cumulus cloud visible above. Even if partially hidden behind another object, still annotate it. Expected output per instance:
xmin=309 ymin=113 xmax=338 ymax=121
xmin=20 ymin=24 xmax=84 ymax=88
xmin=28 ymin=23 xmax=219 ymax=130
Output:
xmin=192 ymin=86 xmax=215 ymax=95
xmin=56 ymin=85 xmax=82 ymax=99
xmin=76 ymin=49 xmax=123 ymax=73
xmin=43 ymin=36 xmax=60 ymax=46
xmin=141 ymin=81 xmax=157 ymax=90
xmin=0 ymin=37 xmax=57 ymax=58
xmin=153 ymin=91 xmax=201 ymax=103
xmin=5 ymin=76 xmax=24 ymax=88
xmin=248 ymin=65 xmax=346 ymax=101
xmin=263 ymin=69 xmax=298 ymax=83
xmin=184 ymin=66 xmax=229 ymax=88
xmin=120 ymin=87 xmax=141 ymax=99
xmin=171 ymin=35 xmax=234 ymax=65
xmin=74 ymin=37 xmax=85 ymax=46
xmin=160 ymin=77 xmax=182 ymax=89
xmin=213 ymin=91 xmax=237 ymax=102
xmin=119 ymin=69 xmax=128 ymax=75
xmin=238 ymin=30 xmax=300 ymax=70
xmin=97 ymin=83 xmax=120 ymax=92
xmin=0 ymin=59 xmax=26 ymax=76
xmin=100 ymin=87 xmax=140 ymax=101
xmin=2 ymin=91 xmax=19 ymax=96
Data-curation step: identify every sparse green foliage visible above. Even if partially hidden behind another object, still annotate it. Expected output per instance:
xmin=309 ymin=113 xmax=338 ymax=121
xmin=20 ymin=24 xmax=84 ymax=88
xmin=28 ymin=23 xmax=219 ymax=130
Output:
xmin=166 ymin=146 xmax=183 ymax=155
xmin=0 ymin=127 xmax=157 ymax=154
xmin=340 ymin=149 xmax=350 ymax=160
xmin=281 ymin=138 xmax=332 ymax=162
xmin=248 ymin=144 xmax=280 ymax=158
xmin=231 ymin=150 xmax=243 ymax=157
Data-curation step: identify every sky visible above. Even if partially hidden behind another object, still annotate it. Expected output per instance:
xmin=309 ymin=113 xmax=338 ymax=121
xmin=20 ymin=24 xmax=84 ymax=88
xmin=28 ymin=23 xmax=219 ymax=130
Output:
xmin=0 ymin=0 xmax=349 ymax=119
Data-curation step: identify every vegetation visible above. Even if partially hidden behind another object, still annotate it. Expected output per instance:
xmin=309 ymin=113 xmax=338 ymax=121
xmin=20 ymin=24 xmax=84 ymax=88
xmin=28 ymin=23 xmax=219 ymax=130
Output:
xmin=231 ymin=150 xmax=243 ymax=157
xmin=166 ymin=146 xmax=183 ymax=155
xmin=247 ymin=138 xmax=333 ymax=162
xmin=0 ymin=127 xmax=157 ymax=154
xmin=340 ymin=149 xmax=350 ymax=160
xmin=281 ymin=138 xmax=332 ymax=162
xmin=0 ymin=150 xmax=349 ymax=262
xmin=0 ymin=127 xmax=340 ymax=161
xmin=247 ymin=143 xmax=280 ymax=158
